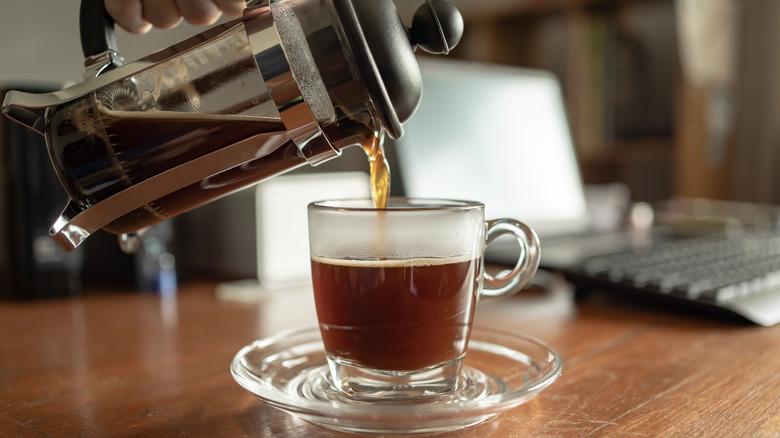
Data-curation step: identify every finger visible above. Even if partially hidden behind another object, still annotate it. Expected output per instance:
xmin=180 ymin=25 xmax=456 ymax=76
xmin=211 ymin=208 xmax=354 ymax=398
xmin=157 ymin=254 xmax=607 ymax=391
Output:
xmin=104 ymin=0 xmax=152 ymax=34
xmin=174 ymin=0 xmax=222 ymax=26
xmin=141 ymin=0 xmax=182 ymax=29
xmin=212 ymin=0 xmax=246 ymax=17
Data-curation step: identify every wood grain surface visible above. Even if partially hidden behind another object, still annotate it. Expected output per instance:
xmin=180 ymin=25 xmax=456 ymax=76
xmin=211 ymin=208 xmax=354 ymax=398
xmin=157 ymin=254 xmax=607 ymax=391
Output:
xmin=1 ymin=279 xmax=778 ymax=437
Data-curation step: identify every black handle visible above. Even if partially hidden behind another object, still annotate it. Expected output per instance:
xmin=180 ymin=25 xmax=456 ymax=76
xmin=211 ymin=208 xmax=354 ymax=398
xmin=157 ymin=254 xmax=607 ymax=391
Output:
xmin=79 ymin=0 xmax=118 ymax=59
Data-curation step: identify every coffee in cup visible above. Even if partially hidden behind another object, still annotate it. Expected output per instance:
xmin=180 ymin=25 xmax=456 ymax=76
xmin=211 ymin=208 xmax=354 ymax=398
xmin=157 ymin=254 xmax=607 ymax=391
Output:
xmin=308 ymin=198 xmax=540 ymax=398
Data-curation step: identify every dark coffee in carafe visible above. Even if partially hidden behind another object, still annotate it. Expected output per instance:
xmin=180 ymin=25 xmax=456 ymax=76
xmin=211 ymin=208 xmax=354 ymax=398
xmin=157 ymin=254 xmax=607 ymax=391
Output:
xmin=47 ymin=92 xmax=299 ymax=234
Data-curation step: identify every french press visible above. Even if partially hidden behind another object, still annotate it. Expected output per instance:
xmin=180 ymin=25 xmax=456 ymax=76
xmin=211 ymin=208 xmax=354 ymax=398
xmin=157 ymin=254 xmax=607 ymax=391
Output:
xmin=2 ymin=0 xmax=463 ymax=252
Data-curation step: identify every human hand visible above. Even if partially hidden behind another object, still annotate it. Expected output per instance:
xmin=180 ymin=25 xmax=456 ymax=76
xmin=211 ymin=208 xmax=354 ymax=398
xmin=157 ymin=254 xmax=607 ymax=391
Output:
xmin=104 ymin=0 xmax=247 ymax=34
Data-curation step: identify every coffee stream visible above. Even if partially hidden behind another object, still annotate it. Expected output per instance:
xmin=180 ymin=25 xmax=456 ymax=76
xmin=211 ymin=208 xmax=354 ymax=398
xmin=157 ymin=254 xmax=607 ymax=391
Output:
xmin=360 ymin=129 xmax=390 ymax=262
xmin=362 ymin=130 xmax=390 ymax=209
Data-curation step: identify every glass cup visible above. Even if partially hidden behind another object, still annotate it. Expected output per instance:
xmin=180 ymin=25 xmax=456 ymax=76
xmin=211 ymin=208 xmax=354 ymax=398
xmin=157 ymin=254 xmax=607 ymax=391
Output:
xmin=307 ymin=198 xmax=541 ymax=398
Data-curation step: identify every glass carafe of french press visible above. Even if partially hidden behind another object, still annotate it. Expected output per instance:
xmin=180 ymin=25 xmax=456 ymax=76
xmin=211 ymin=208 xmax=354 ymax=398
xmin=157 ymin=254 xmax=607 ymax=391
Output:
xmin=2 ymin=0 xmax=462 ymax=252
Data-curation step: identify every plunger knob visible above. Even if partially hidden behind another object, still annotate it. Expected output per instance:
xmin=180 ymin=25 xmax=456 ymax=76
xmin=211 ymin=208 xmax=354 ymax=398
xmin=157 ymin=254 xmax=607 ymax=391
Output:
xmin=410 ymin=0 xmax=464 ymax=55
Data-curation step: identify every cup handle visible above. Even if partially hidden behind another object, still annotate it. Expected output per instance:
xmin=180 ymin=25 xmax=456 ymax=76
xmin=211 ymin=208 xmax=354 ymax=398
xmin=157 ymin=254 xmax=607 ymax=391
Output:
xmin=481 ymin=218 xmax=541 ymax=298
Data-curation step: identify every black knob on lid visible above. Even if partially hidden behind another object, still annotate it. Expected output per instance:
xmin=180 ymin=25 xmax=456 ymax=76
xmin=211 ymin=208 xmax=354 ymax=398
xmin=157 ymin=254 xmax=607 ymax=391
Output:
xmin=331 ymin=0 xmax=463 ymax=139
xmin=411 ymin=0 xmax=464 ymax=55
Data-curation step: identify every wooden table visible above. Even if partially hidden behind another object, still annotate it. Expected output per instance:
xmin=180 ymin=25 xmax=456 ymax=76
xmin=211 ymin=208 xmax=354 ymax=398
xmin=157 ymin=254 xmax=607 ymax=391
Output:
xmin=2 ymin=278 xmax=779 ymax=437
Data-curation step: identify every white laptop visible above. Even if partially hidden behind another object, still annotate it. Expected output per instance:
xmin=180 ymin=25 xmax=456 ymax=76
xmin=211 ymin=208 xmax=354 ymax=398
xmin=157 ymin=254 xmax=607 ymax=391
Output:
xmin=393 ymin=58 xmax=596 ymax=266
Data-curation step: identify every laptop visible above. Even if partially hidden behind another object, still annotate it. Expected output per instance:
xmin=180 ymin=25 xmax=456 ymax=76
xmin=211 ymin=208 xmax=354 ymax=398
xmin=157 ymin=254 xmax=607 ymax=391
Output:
xmin=392 ymin=58 xmax=626 ymax=267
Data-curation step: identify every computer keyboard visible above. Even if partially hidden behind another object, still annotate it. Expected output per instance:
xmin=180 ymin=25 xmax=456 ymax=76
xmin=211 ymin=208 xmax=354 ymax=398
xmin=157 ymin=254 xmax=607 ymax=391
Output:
xmin=561 ymin=228 xmax=780 ymax=326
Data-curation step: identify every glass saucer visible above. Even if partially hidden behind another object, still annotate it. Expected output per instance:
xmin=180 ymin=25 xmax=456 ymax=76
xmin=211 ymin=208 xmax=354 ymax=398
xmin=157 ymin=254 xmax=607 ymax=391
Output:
xmin=231 ymin=326 xmax=563 ymax=435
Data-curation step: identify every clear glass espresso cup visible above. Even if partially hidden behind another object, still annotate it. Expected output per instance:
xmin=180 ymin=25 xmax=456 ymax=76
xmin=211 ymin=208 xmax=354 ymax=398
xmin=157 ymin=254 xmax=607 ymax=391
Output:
xmin=308 ymin=198 xmax=541 ymax=398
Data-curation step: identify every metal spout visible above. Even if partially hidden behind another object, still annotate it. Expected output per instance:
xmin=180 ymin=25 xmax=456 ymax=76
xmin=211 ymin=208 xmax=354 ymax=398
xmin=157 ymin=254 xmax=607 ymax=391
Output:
xmin=2 ymin=91 xmax=47 ymax=135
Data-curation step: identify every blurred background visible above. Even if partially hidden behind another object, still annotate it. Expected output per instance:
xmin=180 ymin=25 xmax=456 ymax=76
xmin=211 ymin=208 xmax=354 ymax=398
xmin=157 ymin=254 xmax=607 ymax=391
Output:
xmin=2 ymin=0 xmax=775 ymax=203
xmin=1 ymin=0 xmax=778 ymax=294
xmin=410 ymin=0 xmax=777 ymax=206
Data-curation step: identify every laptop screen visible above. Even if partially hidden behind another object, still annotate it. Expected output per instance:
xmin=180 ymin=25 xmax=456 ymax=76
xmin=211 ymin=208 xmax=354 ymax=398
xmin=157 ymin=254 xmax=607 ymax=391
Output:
xmin=393 ymin=58 xmax=589 ymax=238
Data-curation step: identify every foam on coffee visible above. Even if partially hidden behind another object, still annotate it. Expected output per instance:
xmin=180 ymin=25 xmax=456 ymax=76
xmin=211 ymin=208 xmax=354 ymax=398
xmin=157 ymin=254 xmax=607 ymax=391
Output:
xmin=311 ymin=253 xmax=476 ymax=268
xmin=66 ymin=94 xmax=107 ymax=137
xmin=310 ymin=236 xmax=474 ymax=262
xmin=98 ymin=103 xmax=278 ymax=123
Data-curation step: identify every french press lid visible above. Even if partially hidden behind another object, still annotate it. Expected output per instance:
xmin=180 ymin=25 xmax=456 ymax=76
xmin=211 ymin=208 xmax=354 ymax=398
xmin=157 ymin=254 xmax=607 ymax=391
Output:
xmin=332 ymin=0 xmax=464 ymax=138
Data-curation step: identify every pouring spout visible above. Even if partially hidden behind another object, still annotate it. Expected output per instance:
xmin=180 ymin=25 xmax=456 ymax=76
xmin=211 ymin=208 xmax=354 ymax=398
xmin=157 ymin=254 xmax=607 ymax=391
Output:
xmin=2 ymin=91 xmax=46 ymax=135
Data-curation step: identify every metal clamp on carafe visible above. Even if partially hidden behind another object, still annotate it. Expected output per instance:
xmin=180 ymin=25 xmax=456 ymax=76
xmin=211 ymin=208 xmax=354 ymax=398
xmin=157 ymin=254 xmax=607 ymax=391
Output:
xmin=2 ymin=0 xmax=463 ymax=253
